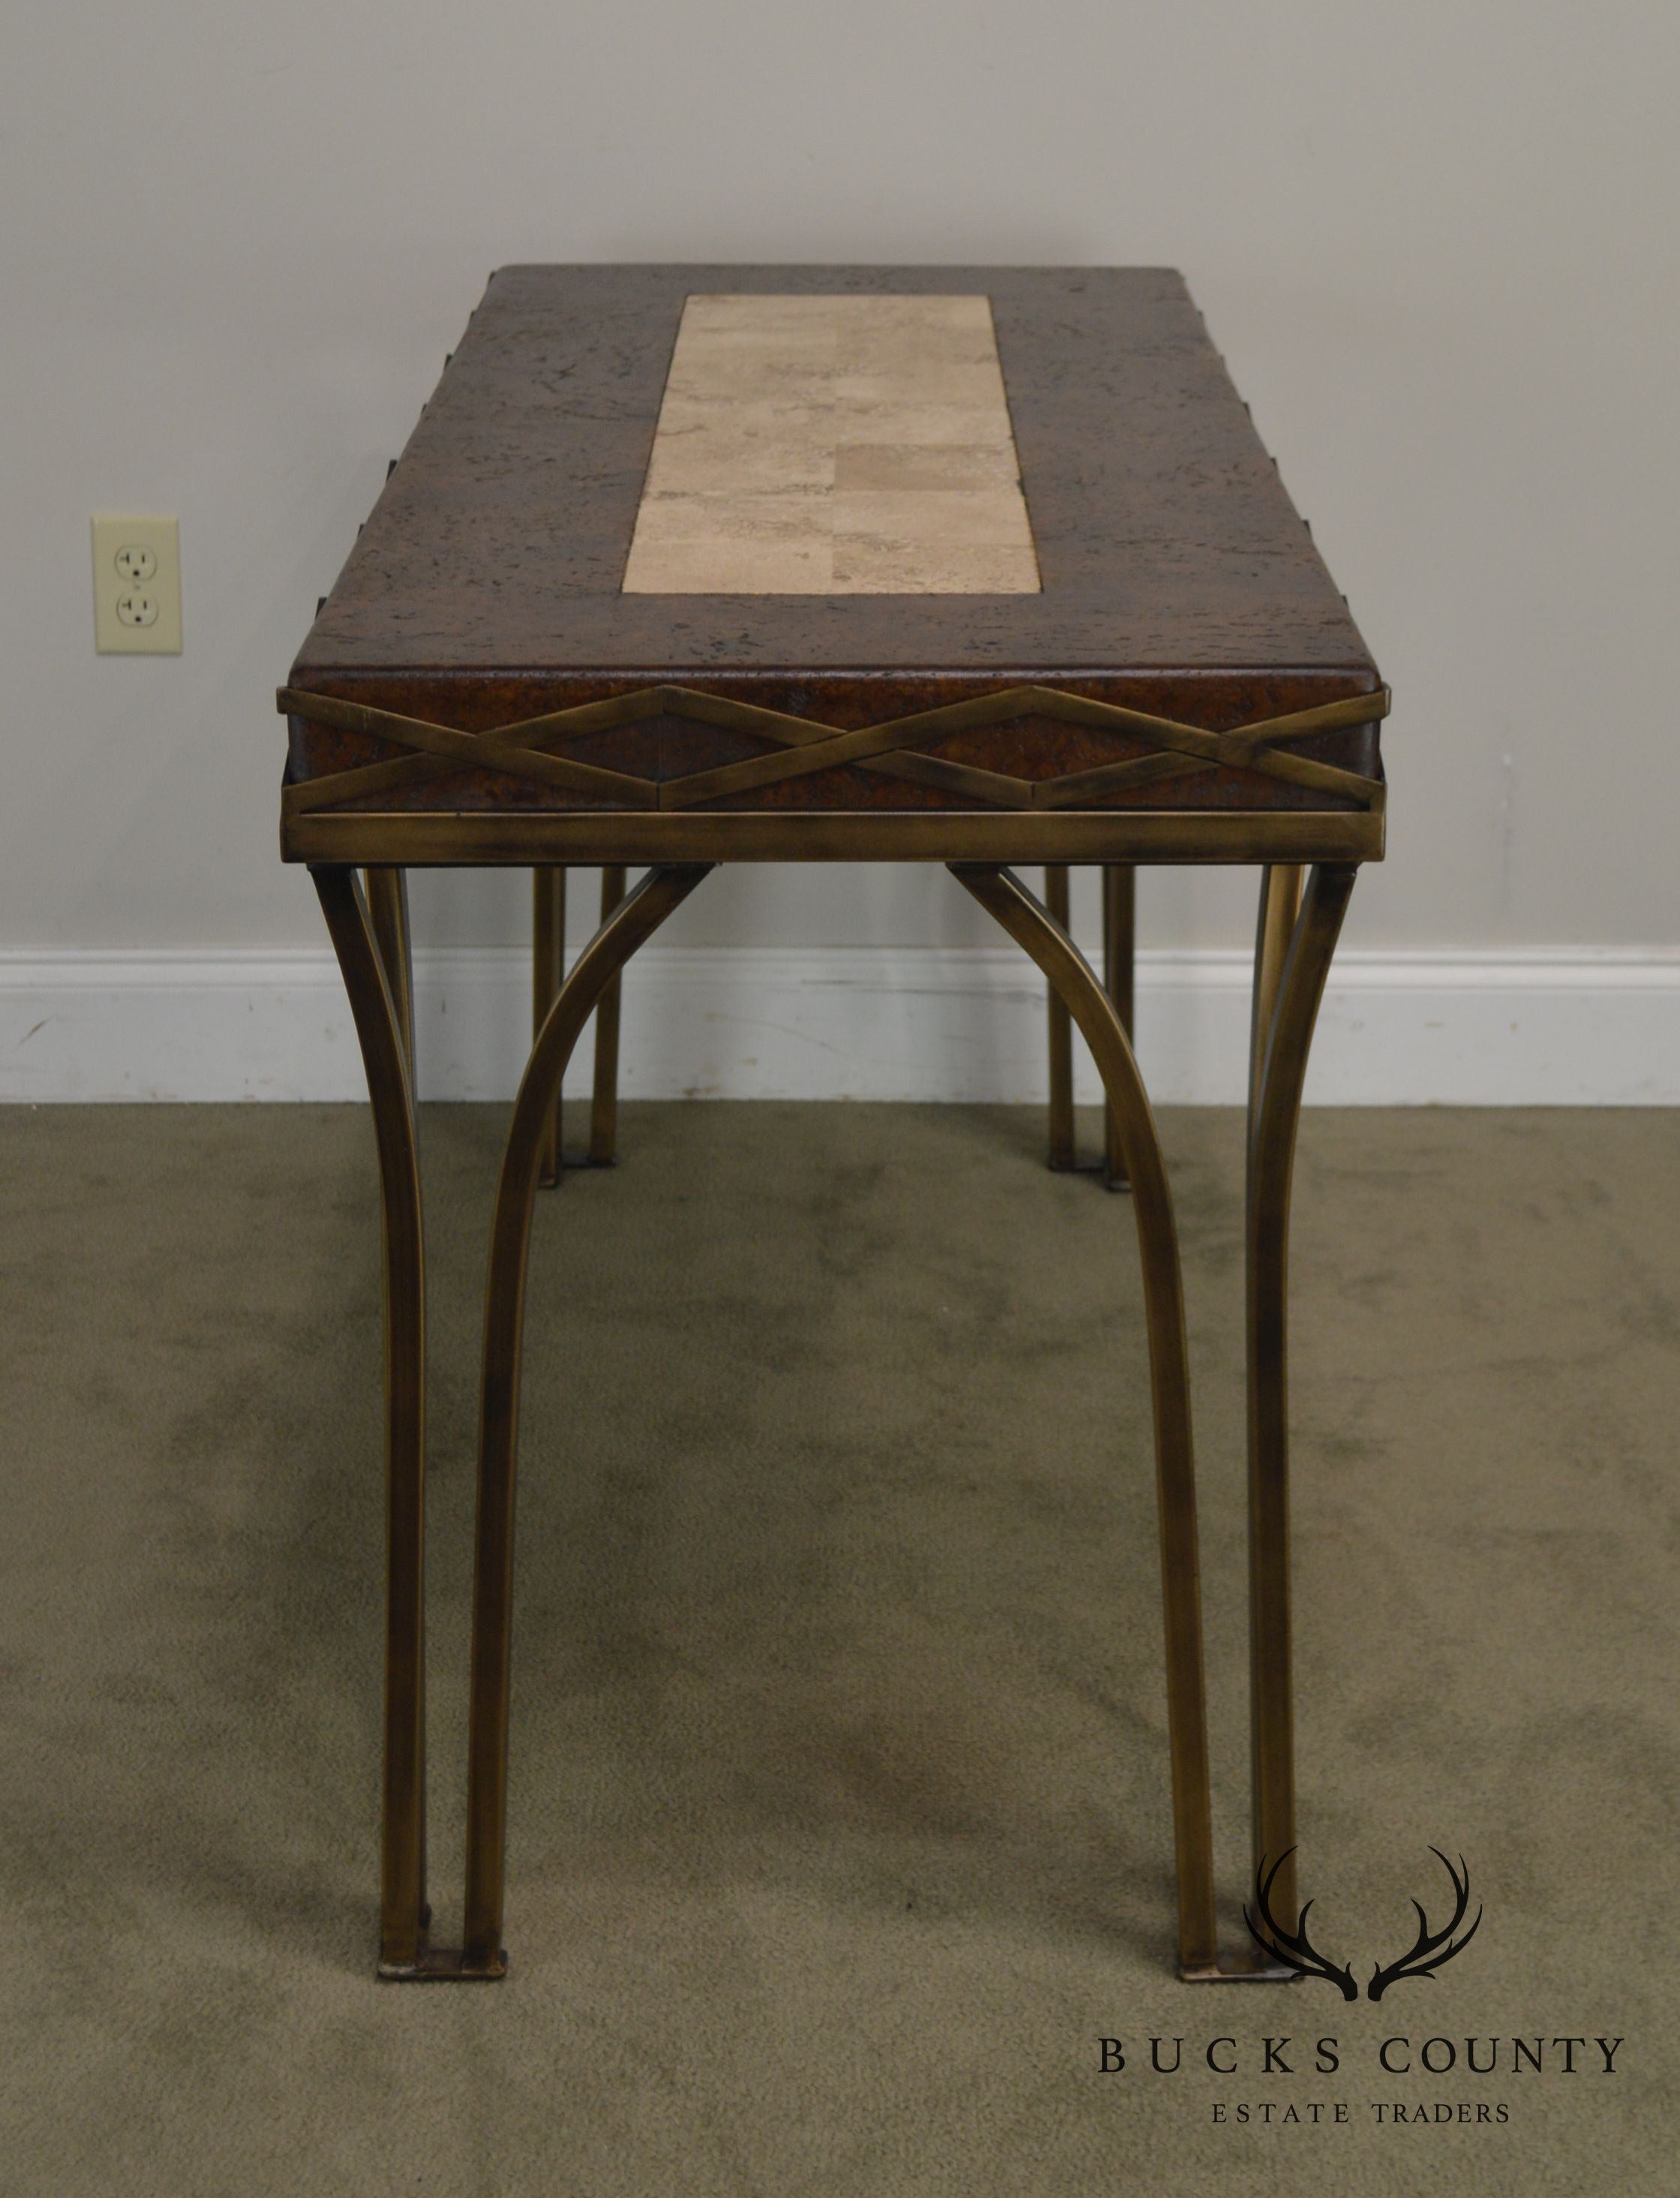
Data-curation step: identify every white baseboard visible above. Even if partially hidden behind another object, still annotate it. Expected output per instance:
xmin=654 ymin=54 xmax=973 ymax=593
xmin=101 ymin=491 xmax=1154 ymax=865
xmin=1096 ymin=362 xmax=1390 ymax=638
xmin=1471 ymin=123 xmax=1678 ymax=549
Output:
xmin=1 ymin=946 xmax=1676 ymax=1105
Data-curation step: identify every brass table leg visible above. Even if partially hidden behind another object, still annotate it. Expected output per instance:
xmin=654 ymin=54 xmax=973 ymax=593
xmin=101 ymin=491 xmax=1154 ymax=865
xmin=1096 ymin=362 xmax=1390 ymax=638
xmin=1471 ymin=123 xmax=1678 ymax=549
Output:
xmin=313 ymin=867 xmax=431 ymax=1977
xmin=1101 ymin=865 xmax=1135 ymax=1191
xmin=322 ymin=855 xmax=1348 ymax=1984
xmin=589 ymin=866 xmax=629 ymax=1166
xmin=1046 ymin=864 xmax=1136 ymax=1188
xmin=1245 ymin=863 xmax=1356 ymax=1945
xmin=364 ymin=868 xmax=414 ymax=1074
xmin=1044 ymin=866 xmax=1075 ymax=1169
xmin=462 ymin=864 xmax=713 ymax=1977
xmin=532 ymin=869 xmax=566 ymax=1188
xmin=953 ymin=863 xmax=1219 ymax=1977
xmin=534 ymin=866 xmax=630 ymax=1184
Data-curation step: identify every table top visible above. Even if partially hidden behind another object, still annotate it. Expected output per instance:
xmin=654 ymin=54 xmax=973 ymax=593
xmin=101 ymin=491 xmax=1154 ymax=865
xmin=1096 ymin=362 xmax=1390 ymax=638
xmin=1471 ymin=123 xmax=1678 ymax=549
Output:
xmin=281 ymin=265 xmax=1387 ymax=867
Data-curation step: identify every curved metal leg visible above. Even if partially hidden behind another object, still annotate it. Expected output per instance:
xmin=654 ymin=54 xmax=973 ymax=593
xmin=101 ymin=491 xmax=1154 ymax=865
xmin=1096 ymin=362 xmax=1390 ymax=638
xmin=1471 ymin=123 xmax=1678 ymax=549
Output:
xmin=951 ymin=862 xmax=1217 ymax=1977
xmin=532 ymin=868 xmax=566 ymax=1188
xmin=1248 ymin=866 xmax=1302 ymax=1132
xmin=364 ymin=868 xmax=414 ymax=1073
xmin=588 ymin=865 xmax=629 ymax=1165
xmin=313 ymin=866 xmax=429 ymax=1977
xmin=1046 ymin=864 xmax=1137 ymax=1188
xmin=462 ymin=863 xmax=713 ymax=1975
xmin=1246 ymin=863 xmax=1356 ymax=1942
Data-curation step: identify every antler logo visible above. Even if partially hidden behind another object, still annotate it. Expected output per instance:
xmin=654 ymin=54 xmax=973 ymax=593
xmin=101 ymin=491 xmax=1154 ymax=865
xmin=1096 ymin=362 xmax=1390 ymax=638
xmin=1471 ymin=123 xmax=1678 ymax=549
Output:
xmin=1245 ymin=1848 xmax=1483 ymax=2001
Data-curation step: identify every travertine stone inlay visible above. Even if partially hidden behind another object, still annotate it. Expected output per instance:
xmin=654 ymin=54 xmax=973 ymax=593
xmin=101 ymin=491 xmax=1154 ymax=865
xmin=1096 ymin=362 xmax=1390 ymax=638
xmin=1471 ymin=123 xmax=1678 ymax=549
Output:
xmin=621 ymin=295 xmax=1041 ymax=595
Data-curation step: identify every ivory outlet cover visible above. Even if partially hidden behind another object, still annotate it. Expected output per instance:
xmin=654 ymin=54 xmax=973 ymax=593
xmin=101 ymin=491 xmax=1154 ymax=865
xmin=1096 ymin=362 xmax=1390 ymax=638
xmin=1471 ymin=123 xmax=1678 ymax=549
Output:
xmin=92 ymin=514 xmax=182 ymax=654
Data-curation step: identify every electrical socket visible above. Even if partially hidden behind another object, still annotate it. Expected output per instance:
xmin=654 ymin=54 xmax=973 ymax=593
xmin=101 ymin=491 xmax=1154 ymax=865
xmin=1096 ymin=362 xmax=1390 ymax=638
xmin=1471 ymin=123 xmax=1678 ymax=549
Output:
xmin=92 ymin=515 xmax=182 ymax=653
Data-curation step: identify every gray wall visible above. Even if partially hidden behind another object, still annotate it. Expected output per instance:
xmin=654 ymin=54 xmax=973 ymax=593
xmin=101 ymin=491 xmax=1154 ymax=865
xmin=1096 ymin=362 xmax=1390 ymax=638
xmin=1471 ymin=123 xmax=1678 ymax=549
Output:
xmin=5 ymin=0 xmax=1677 ymax=959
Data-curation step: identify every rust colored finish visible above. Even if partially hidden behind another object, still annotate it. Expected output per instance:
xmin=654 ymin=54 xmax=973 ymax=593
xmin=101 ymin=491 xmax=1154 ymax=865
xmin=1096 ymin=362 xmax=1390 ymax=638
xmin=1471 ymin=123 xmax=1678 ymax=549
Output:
xmin=285 ymin=670 xmax=1381 ymax=822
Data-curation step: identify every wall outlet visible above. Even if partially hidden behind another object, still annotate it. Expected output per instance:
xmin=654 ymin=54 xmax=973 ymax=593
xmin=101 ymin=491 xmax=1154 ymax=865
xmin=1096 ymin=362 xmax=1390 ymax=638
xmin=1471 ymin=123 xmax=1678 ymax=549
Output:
xmin=92 ymin=515 xmax=182 ymax=654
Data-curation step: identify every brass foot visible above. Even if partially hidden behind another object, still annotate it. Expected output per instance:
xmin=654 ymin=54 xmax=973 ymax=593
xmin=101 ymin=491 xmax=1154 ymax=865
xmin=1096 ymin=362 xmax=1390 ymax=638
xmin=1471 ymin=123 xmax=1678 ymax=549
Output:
xmin=377 ymin=1947 xmax=509 ymax=1983
xmin=1048 ymin=1151 xmax=1132 ymax=1193
xmin=1179 ymin=1950 xmax=1302 ymax=1985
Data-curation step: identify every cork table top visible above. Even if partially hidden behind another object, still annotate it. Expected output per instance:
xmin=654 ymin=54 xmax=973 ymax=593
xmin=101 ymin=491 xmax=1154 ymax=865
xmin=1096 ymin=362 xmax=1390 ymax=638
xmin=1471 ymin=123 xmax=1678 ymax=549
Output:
xmin=280 ymin=266 xmax=1387 ymax=866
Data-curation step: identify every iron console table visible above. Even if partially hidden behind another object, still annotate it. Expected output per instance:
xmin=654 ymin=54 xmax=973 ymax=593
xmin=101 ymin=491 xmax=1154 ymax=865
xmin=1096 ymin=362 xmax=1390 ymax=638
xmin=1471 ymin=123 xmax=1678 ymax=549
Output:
xmin=278 ymin=265 xmax=1389 ymax=1983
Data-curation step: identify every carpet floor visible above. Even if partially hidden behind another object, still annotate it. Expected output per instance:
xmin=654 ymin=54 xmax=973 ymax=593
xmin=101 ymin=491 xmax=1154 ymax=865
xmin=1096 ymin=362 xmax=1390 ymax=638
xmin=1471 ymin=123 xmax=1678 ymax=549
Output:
xmin=0 ymin=1102 xmax=1675 ymax=2196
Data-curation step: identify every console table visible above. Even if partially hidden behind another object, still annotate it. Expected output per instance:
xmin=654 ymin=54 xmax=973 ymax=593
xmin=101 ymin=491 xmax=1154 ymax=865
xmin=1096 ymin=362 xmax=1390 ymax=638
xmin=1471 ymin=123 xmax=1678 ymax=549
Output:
xmin=278 ymin=265 xmax=1388 ymax=1983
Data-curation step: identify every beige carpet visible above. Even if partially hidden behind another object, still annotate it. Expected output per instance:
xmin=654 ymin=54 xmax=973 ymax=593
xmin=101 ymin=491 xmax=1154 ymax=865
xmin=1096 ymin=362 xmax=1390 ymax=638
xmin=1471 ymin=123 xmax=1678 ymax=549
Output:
xmin=1 ymin=1102 xmax=1675 ymax=2196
